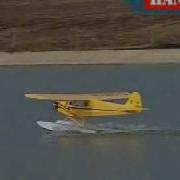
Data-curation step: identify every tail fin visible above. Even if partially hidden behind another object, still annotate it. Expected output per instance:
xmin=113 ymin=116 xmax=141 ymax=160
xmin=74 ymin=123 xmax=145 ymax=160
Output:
xmin=125 ymin=92 xmax=143 ymax=112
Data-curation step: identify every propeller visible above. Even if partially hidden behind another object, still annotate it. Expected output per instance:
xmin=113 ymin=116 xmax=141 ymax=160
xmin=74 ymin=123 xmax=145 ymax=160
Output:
xmin=53 ymin=102 xmax=59 ymax=111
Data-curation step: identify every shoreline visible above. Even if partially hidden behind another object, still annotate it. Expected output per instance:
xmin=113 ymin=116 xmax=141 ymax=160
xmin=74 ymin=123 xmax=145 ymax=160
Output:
xmin=0 ymin=49 xmax=180 ymax=65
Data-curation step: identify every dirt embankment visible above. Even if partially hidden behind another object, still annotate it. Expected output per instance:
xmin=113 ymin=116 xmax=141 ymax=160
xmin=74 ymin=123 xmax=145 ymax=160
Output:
xmin=0 ymin=49 xmax=180 ymax=65
xmin=0 ymin=0 xmax=180 ymax=52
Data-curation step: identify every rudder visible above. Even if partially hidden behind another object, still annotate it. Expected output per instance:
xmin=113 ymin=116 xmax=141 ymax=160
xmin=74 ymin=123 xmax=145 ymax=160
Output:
xmin=125 ymin=92 xmax=143 ymax=111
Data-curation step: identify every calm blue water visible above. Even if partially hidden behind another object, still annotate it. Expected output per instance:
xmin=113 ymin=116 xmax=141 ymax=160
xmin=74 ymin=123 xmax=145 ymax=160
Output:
xmin=1 ymin=64 xmax=180 ymax=180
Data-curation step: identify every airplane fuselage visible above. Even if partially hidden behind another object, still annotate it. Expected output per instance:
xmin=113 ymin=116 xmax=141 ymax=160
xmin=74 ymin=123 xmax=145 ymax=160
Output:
xmin=56 ymin=99 xmax=142 ymax=119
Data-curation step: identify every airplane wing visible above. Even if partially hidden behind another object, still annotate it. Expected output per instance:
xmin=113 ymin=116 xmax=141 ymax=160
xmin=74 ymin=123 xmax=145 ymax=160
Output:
xmin=25 ymin=92 xmax=131 ymax=101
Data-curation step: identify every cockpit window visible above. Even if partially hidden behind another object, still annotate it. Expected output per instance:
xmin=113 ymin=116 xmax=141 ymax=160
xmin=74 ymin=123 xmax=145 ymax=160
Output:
xmin=70 ymin=100 xmax=88 ymax=107
xmin=105 ymin=99 xmax=127 ymax=104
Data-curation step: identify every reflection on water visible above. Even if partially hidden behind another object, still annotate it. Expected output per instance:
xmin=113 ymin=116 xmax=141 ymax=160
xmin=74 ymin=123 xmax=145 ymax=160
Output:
xmin=41 ymin=132 xmax=146 ymax=145
xmin=56 ymin=135 xmax=147 ymax=180
xmin=40 ymin=125 xmax=180 ymax=150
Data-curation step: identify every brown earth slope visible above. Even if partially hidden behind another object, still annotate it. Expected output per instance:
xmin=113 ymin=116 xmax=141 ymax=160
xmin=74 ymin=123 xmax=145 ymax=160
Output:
xmin=0 ymin=0 xmax=180 ymax=51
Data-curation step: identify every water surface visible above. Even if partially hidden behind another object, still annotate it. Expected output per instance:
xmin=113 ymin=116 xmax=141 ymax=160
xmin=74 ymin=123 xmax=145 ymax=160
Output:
xmin=1 ymin=64 xmax=180 ymax=180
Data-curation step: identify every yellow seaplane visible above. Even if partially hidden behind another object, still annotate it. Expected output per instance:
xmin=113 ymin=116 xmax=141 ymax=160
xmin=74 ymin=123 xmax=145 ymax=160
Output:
xmin=25 ymin=91 xmax=146 ymax=133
